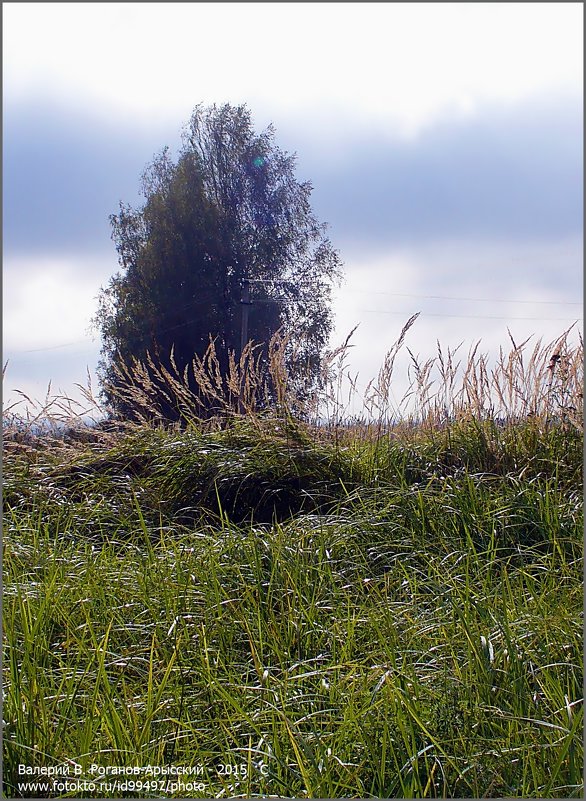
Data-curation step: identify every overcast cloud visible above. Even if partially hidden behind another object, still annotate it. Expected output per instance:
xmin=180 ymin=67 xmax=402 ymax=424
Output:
xmin=3 ymin=2 xmax=582 ymax=414
xmin=4 ymin=91 xmax=582 ymax=258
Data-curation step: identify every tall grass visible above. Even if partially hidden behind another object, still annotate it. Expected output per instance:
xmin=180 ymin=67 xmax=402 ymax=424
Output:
xmin=6 ymin=319 xmax=581 ymax=435
xmin=3 ymin=322 xmax=583 ymax=798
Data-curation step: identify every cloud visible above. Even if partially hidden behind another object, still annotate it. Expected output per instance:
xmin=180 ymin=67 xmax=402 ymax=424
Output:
xmin=4 ymin=4 xmax=582 ymax=140
xmin=3 ymin=102 xmax=179 ymax=256
xmin=4 ymin=92 xmax=582 ymax=265
xmin=299 ymin=93 xmax=583 ymax=250
xmin=329 ymin=240 xmax=582 ymax=414
xmin=3 ymin=255 xmax=112 ymax=351
xmin=4 ymin=236 xmax=580 ymax=415
xmin=3 ymin=253 xmax=107 ymax=413
xmin=4 ymin=94 xmax=581 ymax=414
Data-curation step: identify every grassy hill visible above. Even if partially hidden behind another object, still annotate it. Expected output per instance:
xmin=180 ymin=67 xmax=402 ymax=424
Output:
xmin=3 ymin=329 xmax=583 ymax=798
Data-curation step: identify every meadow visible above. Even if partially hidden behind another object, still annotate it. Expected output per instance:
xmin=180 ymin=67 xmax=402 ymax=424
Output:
xmin=3 ymin=323 xmax=583 ymax=798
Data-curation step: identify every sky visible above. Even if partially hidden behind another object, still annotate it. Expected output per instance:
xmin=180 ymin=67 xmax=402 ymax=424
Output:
xmin=3 ymin=2 xmax=583 ymax=419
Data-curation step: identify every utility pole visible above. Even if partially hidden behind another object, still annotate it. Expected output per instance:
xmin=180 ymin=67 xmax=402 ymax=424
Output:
xmin=240 ymin=279 xmax=251 ymax=358
xmin=238 ymin=279 xmax=252 ymax=415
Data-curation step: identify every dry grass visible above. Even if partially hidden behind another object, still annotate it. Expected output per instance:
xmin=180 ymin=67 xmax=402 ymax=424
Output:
xmin=404 ymin=324 xmax=583 ymax=430
xmin=3 ymin=321 xmax=583 ymax=443
xmin=3 ymin=322 xmax=583 ymax=799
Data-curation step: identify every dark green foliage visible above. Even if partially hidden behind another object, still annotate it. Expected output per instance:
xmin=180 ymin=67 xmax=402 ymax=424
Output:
xmin=94 ymin=103 xmax=342 ymax=421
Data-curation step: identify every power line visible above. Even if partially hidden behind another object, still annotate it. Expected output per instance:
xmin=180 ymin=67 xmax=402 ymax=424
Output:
xmin=361 ymin=309 xmax=582 ymax=321
xmin=9 ymin=339 xmax=95 ymax=354
xmin=9 ymin=283 xmax=581 ymax=355
xmin=350 ymin=290 xmax=581 ymax=306
xmin=11 ymin=289 xmax=246 ymax=355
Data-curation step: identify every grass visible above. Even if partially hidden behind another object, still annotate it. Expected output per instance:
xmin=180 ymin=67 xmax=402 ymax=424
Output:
xmin=2 ymin=325 xmax=583 ymax=798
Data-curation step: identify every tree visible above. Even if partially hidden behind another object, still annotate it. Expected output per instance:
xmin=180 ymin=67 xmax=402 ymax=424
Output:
xmin=94 ymin=103 xmax=343 ymax=421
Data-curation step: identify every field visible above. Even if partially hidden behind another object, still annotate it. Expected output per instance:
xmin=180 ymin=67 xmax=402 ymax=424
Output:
xmin=3 ymin=327 xmax=583 ymax=798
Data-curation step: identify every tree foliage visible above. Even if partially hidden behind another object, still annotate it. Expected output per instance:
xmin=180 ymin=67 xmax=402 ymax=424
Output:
xmin=95 ymin=103 xmax=342 ymax=420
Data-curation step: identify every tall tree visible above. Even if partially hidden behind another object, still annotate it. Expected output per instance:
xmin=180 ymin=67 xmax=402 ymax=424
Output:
xmin=95 ymin=103 xmax=342 ymax=420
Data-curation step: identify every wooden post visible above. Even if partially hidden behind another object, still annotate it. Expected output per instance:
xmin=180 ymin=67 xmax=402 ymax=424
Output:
xmin=240 ymin=279 xmax=251 ymax=358
xmin=238 ymin=279 xmax=251 ymax=414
